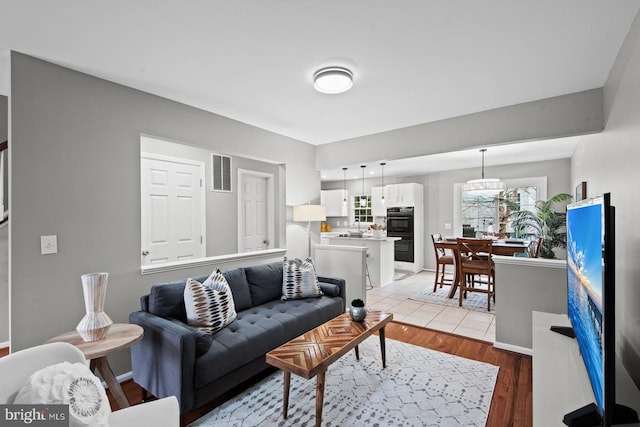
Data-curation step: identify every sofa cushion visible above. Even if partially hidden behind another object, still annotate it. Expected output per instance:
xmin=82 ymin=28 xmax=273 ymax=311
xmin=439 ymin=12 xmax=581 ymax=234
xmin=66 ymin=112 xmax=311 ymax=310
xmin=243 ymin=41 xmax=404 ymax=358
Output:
xmin=184 ymin=272 xmax=237 ymax=335
xmin=167 ymin=319 xmax=214 ymax=356
xmin=282 ymin=257 xmax=323 ymax=300
xmin=148 ymin=273 xmax=209 ymax=322
xmin=222 ymin=268 xmax=253 ymax=311
xmin=319 ymin=283 xmax=340 ymax=297
xmin=193 ymin=296 xmax=343 ymax=388
xmin=244 ymin=262 xmax=283 ymax=306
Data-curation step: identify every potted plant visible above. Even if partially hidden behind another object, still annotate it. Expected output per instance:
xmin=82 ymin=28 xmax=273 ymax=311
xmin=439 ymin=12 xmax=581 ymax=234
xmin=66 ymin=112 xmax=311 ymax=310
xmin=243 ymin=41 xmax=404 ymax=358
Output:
xmin=349 ymin=298 xmax=367 ymax=321
xmin=508 ymin=193 xmax=572 ymax=259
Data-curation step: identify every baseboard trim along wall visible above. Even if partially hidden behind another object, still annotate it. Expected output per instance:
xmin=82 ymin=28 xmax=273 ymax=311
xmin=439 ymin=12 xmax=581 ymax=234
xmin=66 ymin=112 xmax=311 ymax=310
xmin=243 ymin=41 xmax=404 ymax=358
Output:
xmin=493 ymin=341 xmax=533 ymax=356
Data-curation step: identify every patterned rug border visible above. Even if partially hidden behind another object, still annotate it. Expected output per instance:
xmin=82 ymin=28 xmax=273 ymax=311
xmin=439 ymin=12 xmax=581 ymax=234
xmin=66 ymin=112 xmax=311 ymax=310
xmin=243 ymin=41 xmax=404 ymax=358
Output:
xmin=190 ymin=337 xmax=499 ymax=427
xmin=410 ymin=283 xmax=496 ymax=314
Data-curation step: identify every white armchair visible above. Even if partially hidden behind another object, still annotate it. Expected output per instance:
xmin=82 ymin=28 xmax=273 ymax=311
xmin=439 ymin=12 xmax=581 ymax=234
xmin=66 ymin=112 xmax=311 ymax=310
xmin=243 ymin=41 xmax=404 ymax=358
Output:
xmin=0 ymin=342 xmax=179 ymax=427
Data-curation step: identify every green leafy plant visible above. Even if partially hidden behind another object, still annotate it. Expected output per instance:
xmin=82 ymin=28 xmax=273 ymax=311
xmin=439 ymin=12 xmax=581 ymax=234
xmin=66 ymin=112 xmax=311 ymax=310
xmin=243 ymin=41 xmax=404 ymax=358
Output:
xmin=351 ymin=298 xmax=365 ymax=308
xmin=508 ymin=193 xmax=572 ymax=259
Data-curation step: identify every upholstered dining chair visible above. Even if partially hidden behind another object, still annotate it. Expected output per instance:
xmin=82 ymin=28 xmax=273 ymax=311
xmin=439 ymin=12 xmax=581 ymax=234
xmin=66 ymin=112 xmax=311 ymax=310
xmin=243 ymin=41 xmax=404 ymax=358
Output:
xmin=0 ymin=342 xmax=179 ymax=427
xmin=431 ymin=233 xmax=454 ymax=292
xmin=456 ymin=238 xmax=495 ymax=311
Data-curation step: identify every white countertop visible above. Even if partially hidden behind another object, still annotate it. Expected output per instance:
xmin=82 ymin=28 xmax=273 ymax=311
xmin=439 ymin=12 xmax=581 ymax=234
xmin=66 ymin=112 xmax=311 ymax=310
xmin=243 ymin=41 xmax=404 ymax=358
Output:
xmin=327 ymin=236 xmax=401 ymax=242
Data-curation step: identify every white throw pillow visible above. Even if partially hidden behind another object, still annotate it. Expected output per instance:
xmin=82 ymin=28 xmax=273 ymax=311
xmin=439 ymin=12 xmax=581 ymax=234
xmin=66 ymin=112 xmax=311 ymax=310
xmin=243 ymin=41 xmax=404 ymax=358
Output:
xmin=282 ymin=257 xmax=323 ymax=300
xmin=184 ymin=270 xmax=237 ymax=335
xmin=13 ymin=361 xmax=110 ymax=427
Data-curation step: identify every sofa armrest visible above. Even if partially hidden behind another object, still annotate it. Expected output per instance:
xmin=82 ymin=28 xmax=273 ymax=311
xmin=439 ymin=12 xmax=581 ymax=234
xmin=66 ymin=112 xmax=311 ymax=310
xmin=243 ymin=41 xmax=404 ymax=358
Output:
xmin=318 ymin=276 xmax=346 ymax=312
xmin=129 ymin=311 xmax=198 ymax=414
xmin=109 ymin=396 xmax=179 ymax=427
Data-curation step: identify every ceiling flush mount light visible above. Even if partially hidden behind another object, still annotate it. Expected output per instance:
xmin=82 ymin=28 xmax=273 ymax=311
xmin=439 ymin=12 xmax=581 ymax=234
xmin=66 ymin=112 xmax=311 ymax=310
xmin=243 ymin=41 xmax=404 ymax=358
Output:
xmin=313 ymin=67 xmax=353 ymax=94
xmin=463 ymin=149 xmax=506 ymax=196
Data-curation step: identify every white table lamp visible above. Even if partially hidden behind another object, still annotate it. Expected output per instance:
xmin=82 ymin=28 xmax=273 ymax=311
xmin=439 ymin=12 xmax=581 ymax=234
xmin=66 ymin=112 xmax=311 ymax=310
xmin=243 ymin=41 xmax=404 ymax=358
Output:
xmin=293 ymin=204 xmax=326 ymax=257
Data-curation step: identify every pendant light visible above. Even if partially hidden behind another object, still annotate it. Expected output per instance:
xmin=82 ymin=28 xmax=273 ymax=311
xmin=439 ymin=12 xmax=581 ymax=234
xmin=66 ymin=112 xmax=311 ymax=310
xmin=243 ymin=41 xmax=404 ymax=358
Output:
xmin=463 ymin=149 xmax=505 ymax=196
xmin=360 ymin=165 xmax=367 ymax=207
xmin=380 ymin=162 xmax=386 ymax=205
xmin=342 ymin=167 xmax=348 ymax=207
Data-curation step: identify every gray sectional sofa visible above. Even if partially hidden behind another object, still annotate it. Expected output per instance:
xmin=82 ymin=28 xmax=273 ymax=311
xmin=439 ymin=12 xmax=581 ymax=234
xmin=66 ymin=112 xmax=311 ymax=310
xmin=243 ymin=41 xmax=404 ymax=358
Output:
xmin=129 ymin=261 xmax=345 ymax=414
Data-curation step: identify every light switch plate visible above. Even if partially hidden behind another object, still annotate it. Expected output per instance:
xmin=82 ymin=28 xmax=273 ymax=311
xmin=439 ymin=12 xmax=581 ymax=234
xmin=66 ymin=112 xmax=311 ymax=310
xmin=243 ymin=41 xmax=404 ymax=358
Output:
xmin=41 ymin=235 xmax=58 ymax=255
xmin=444 ymin=223 xmax=452 ymax=230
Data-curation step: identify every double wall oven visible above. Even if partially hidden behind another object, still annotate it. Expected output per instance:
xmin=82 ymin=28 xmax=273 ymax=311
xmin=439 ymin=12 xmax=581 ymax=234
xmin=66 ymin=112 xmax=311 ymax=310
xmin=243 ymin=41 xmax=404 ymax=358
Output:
xmin=386 ymin=207 xmax=414 ymax=263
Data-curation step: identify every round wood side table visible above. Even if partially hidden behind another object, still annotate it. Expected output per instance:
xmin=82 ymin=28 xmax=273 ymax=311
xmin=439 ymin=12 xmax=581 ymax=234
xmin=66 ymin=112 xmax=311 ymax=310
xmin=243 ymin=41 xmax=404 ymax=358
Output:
xmin=47 ymin=323 xmax=143 ymax=409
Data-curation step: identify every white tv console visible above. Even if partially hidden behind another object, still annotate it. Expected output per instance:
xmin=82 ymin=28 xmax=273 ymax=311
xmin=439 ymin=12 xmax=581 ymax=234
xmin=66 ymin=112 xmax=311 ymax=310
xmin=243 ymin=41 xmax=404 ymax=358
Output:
xmin=532 ymin=311 xmax=640 ymax=426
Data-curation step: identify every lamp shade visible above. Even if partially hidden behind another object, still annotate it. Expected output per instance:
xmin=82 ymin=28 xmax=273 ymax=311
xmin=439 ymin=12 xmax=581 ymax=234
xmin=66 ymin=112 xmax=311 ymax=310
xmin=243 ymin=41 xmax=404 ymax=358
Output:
xmin=463 ymin=178 xmax=506 ymax=195
xmin=293 ymin=205 xmax=326 ymax=222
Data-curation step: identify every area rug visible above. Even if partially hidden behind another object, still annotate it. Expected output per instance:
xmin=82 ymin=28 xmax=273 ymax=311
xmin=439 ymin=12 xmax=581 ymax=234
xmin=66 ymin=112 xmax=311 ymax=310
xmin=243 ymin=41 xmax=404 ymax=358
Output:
xmin=189 ymin=337 xmax=499 ymax=427
xmin=411 ymin=284 xmax=496 ymax=314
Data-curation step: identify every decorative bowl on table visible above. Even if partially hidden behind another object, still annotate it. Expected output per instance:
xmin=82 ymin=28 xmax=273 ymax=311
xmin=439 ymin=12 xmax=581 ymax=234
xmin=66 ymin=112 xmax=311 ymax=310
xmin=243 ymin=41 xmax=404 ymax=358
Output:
xmin=349 ymin=299 xmax=367 ymax=322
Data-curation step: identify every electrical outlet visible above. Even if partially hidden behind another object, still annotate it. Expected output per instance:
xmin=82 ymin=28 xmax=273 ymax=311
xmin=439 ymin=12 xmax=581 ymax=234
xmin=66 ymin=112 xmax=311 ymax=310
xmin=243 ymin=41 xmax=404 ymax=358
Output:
xmin=41 ymin=235 xmax=58 ymax=255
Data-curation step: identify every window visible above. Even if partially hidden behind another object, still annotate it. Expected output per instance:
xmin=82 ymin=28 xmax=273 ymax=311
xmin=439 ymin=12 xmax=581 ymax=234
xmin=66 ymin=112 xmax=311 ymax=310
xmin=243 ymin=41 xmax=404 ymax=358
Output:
xmin=454 ymin=177 xmax=547 ymax=237
xmin=353 ymin=195 xmax=373 ymax=224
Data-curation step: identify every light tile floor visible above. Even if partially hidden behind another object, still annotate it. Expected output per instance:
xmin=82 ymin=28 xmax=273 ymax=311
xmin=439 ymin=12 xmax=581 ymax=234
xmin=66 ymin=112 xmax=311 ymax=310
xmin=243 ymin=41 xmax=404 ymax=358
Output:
xmin=367 ymin=270 xmax=496 ymax=342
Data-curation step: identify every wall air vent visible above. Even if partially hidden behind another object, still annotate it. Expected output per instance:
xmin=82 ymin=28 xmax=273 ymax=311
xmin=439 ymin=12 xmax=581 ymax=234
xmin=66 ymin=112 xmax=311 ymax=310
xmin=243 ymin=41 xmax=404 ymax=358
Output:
xmin=211 ymin=153 xmax=232 ymax=192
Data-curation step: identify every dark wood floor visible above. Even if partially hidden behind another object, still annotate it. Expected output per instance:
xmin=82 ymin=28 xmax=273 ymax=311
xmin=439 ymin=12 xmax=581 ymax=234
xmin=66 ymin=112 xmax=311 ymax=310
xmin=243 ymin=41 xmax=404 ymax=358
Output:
xmin=3 ymin=322 xmax=533 ymax=426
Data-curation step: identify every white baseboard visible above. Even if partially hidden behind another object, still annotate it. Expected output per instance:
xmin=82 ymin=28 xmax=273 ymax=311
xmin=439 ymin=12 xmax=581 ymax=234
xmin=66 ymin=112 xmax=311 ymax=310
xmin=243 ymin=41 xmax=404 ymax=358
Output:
xmin=493 ymin=341 xmax=533 ymax=356
xmin=101 ymin=370 xmax=133 ymax=389
xmin=0 ymin=340 xmax=10 ymax=349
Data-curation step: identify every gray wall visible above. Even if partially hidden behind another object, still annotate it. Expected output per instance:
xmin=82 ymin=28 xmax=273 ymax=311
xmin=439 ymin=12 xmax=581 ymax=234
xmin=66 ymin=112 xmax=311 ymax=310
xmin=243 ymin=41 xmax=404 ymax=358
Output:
xmin=316 ymin=89 xmax=603 ymax=171
xmin=1 ymin=95 xmax=7 ymax=344
xmin=10 ymin=52 xmax=319 ymax=373
xmin=572 ymin=10 xmax=640 ymax=388
xmin=1 ymin=95 xmax=6 ymax=213
xmin=141 ymin=137 xmax=283 ymax=257
xmin=322 ymin=157 xmax=571 ymax=270
xmin=494 ymin=258 xmax=567 ymax=351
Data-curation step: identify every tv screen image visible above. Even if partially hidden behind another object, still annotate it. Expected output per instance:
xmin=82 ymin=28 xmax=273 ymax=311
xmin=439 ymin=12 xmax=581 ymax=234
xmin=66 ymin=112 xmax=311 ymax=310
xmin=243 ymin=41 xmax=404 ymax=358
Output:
xmin=566 ymin=199 xmax=605 ymax=411
xmin=563 ymin=193 xmax=637 ymax=426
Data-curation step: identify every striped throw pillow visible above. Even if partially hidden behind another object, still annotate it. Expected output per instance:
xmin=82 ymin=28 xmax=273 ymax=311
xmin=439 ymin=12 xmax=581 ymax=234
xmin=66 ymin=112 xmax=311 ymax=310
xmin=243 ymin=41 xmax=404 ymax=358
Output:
xmin=282 ymin=257 xmax=323 ymax=300
xmin=184 ymin=270 xmax=237 ymax=335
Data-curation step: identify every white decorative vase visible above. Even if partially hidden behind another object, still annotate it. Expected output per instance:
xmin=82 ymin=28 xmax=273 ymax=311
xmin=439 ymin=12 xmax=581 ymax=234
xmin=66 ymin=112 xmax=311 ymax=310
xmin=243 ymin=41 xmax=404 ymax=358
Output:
xmin=76 ymin=272 xmax=113 ymax=342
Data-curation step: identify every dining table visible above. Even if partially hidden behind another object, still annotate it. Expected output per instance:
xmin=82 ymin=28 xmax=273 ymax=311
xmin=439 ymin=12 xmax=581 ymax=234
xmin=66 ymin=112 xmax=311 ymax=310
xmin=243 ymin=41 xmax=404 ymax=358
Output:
xmin=434 ymin=239 xmax=529 ymax=298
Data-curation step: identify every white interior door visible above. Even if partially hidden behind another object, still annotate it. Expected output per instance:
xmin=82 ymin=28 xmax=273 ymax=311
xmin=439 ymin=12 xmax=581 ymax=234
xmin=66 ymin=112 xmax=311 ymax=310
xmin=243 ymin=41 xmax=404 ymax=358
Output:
xmin=141 ymin=154 xmax=205 ymax=265
xmin=238 ymin=170 xmax=273 ymax=252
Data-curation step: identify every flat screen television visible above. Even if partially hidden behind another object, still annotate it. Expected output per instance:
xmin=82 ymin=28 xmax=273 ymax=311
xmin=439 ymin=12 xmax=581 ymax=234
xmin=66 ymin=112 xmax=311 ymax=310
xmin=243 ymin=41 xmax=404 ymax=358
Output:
xmin=560 ymin=193 xmax=638 ymax=426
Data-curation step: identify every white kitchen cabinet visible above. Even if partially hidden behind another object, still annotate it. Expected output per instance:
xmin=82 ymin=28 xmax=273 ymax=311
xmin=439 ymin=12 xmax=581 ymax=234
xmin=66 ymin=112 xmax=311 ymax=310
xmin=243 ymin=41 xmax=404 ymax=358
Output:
xmin=321 ymin=189 xmax=349 ymax=217
xmin=371 ymin=186 xmax=388 ymax=216
xmin=386 ymin=183 xmax=421 ymax=207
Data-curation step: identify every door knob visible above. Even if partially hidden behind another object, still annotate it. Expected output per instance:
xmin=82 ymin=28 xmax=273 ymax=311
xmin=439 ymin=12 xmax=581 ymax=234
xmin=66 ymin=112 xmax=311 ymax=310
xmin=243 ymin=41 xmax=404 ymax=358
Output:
xmin=263 ymin=240 xmax=269 ymax=245
xmin=142 ymin=250 xmax=149 ymax=256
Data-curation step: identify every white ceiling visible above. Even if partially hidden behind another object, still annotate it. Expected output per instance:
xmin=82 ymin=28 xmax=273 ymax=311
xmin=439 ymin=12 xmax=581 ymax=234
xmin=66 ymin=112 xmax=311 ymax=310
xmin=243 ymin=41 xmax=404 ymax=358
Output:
xmin=0 ymin=1 xmax=637 ymax=179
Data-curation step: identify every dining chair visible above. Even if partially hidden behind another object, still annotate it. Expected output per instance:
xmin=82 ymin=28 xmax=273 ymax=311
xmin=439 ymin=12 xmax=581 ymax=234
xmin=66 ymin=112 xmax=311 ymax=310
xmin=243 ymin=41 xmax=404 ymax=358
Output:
xmin=431 ymin=233 xmax=454 ymax=292
xmin=534 ymin=237 xmax=544 ymax=258
xmin=456 ymin=238 xmax=495 ymax=311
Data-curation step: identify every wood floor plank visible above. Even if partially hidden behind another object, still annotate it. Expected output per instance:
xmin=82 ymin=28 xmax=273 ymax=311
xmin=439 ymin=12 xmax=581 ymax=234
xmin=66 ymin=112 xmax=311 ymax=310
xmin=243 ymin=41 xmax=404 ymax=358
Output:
xmin=3 ymin=322 xmax=532 ymax=426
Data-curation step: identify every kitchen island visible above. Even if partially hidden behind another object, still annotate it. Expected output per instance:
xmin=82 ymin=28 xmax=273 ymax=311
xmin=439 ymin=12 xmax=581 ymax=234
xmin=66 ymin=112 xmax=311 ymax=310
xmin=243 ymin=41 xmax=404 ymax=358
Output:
xmin=327 ymin=236 xmax=400 ymax=287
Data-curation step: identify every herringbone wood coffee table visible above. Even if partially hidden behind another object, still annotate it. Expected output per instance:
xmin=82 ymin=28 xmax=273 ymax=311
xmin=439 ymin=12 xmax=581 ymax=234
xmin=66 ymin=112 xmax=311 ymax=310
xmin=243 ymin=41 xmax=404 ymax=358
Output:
xmin=266 ymin=311 xmax=393 ymax=427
